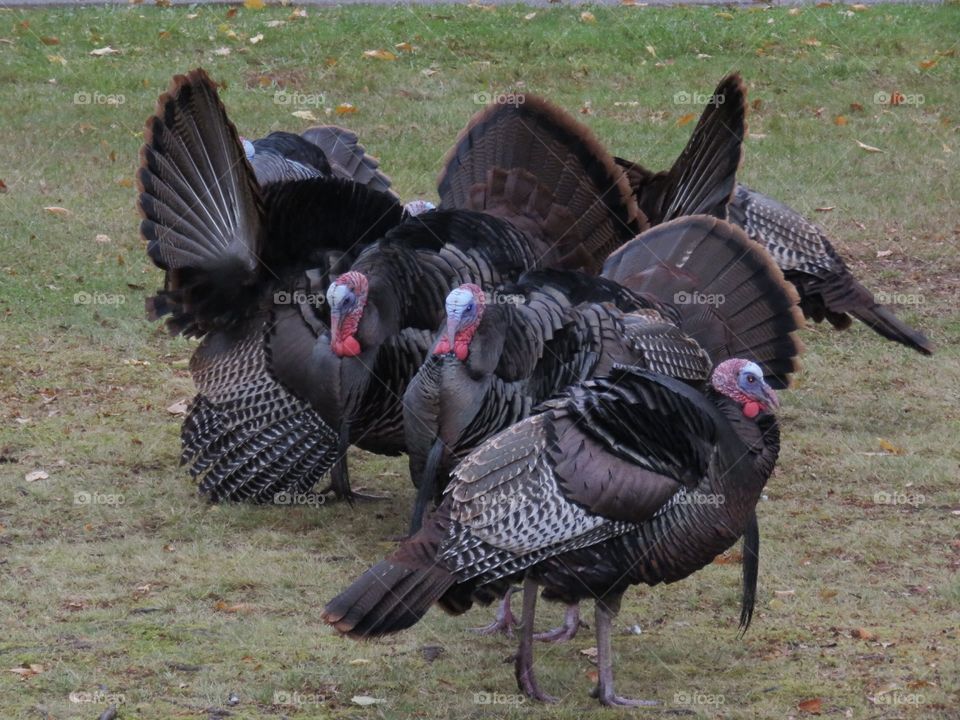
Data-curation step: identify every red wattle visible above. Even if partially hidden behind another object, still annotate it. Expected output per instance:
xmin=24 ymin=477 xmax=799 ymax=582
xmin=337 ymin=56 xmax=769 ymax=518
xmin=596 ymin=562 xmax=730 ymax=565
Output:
xmin=433 ymin=338 xmax=451 ymax=355
xmin=454 ymin=342 xmax=469 ymax=361
xmin=333 ymin=335 xmax=361 ymax=357
xmin=743 ymin=401 xmax=762 ymax=418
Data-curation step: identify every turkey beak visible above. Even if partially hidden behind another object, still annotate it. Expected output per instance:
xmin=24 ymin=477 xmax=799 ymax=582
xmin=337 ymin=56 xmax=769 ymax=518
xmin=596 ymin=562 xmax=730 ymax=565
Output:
xmin=760 ymin=382 xmax=780 ymax=410
xmin=444 ymin=312 xmax=461 ymax=352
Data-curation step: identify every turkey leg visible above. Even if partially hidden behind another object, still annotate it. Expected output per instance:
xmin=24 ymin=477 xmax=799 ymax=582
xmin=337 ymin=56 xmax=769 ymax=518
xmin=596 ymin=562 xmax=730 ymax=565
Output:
xmin=590 ymin=593 xmax=658 ymax=707
xmin=513 ymin=578 xmax=557 ymax=703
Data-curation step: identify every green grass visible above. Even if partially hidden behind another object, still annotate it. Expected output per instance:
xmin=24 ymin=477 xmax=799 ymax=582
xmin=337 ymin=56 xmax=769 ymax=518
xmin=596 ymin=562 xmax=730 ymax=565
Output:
xmin=1 ymin=3 xmax=959 ymax=719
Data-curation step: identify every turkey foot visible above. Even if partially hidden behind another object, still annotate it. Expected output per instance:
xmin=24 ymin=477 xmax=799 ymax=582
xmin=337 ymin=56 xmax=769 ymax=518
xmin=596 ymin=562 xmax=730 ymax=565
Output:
xmin=590 ymin=595 xmax=657 ymax=707
xmin=472 ymin=587 xmax=517 ymax=636
xmin=321 ymin=438 xmax=385 ymax=503
xmin=513 ymin=579 xmax=557 ymax=703
xmin=534 ymin=603 xmax=585 ymax=643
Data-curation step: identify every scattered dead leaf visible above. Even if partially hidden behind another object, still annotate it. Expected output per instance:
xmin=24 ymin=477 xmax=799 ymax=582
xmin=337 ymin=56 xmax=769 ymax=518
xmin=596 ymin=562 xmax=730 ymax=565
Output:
xmin=524 ymin=12 xmax=537 ymax=20
xmin=335 ymin=103 xmax=358 ymax=115
xmin=855 ymin=140 xmax=884 ymax=153
xmin=878 ymin=438 xmax=905 ymax=456
xmin=798 ymin=697 xmax=822 ymax=714
xmin=213 ymin=600 xmax=254 ymax=614
xmin=819 ymin=588 xmax=838 ymax=600
xmin=89 ymin=46 xmax=120 ymax=57
xmin=47 ymin=54 xmax=67 ymax=65
xmin=815 ymin=206 xmax=835 ymax=212
xmin=8 ymin=664 xmax=45 ymax=679
xmin=249 ymin=33 xmax=264 ymax=45
xmin=94 ymin=234 xmax=112 ymax=244
xmin=244 ymin=0 xmax=265 ymax=8
xmin=580 ymin=11 xmax=596 ymax=23
xmin=851 ymin=628 xmax=876 ymax=640
xmin=918 ymin=59 xmax=938 ymax=70
xmin=580 ymin=647 xmax=598 ymax=658
xmin=645 ymin=45 xmax=656 ymax=58
xmin=715 ymin=11 xmax=734 ymax=20
xmin=0 ymin=179 xmax=7 ymax=193
xmin=394 ymin=42 xmax=415 ymax=53
xmin=167 ymin=399 xmax=189 ymax=416
xmin=291 ymin=110 xmax=318 ymax=122
xmin=363 ymin=49 xmax=396 ymax=61
xmin=351 ymin=696 xmax=384 ymax=706
xmin=876 ymin=249 xmax=893 ymax=258
xmin=25 ymin=470 xmax=49 ymax=482
xmin=802 ymin=38 xmax=822 ymax=47
xmin=40 ymin=36 xmax=60 ymax=45
xmin=850 ymin=101 xmax=864 ymax=112
xmin=676 ymin=113 xmax=696 ymax=127
xmin=834 ymin=115 xmax=847 ymax=126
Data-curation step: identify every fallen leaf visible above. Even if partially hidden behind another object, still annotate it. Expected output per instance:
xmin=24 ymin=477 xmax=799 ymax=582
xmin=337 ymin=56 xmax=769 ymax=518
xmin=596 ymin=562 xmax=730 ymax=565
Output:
xmin=8 ymin=664 xmax=45 ymax=679
xmin=851 ymin=628 xmax=876 ymax=640
xmin=214 ymin=601 xmax=254 ymax=614
xmin=351 ymin=696 xmax=384 ymax=706
xmin=244 ymin=0 xmax=265 ymax=8
xmin=524 ymin=12 xmax=537 ymax=19
xmin=819 ymin=588 xmax=838 ymax=599
xmin=850 ymin=3 xmax=868 ymax=9
xmin=291 ymin=110 xmax=318 ymax=122
xmin=89 ymin=46 xmax=120 ymax=57
xmin=44 ymin=206 xmax=71 ymax=217
xmin=774 ymin=589 xmax=796 ymax=597
xmin=713 ymin=549 xmax=743 ymax=564
xmin=580 ymin=647 xmax=598 ymax=658
xmin=265 ymin=20 xmax=285 ymax=28
xmin=0 ymin=179 xmax=7 ymax=193
xmin=40 ymin=36 xmax=60 ymax=45
xmin=116 ymin=178 xmax=134 ymax=189
xmin=158 ymin=30 xmax=171 ymax=40
xmin=788 ymin=7 xmax=802 ymax=14
xmin=802 ymin=38 xmax=822 ymax=46
xmin=249 ymin=33 xmax=264 ymax=45
xmin=676 ymin=113 xmax=696 ymax=127
xmin=855 ymin=140 xmax=884 ymax=153
xmin=878 ymin=438 xmax=905 ymax=456
xmin=580 ymin=11 xmax=596 ymax=23
xmin=918 ymin=59 xmax=938 ymax=70
xmin=798 ymin=697 xmax=822 ymax=714
xmin=95 ymin=234 xmax=112 ymax=244
xmin=876 ymin=249 xmax=893 ymax=258
xmin=289 ymin=8 xmax=307 ymax=19
xmin=212 ymin=47 xmax=231 ymax=56
xmin=335 ymin=103 xmax=358 ymax=115
xmin=834 ymin=115 xmax=848 ymax=126
xmin=25 ymin=470 xmax=49 ymax=482
xmin=47 ymin=54 xmax=67 ymax=65
xmin=363 ymin=49 xmax=396 ymax=61
xmin=394 ymin=42 xmax=415 ymax=53
xmin=348 ymin=658 xmax=371 ymax=665
xmin=167 ymin=399 xmax=189 ymax=416
xmin=715 ymin=11 xmax=734 ymax=20
xmin=226 ymin=7 xmax=237 ymax=17
xmin=850 ymin=102 xmax=864 ymax=111
xmin=645 ymin=45 xmax=656 ymax=58
xmin=815 ymin=206 xmax=835 ymax=212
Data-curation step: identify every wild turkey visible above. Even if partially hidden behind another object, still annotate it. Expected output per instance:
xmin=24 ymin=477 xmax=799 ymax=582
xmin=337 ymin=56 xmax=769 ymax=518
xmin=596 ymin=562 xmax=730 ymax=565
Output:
xmin=614 ymin=78 xmax=932 ymax=355
xmin=241 ymin=127 xmax=395 ymax=194
xmin=726 ymin=185 xmax=933 ymax=354
xmin=139 ymin=68 xmax=407 ymax=502
xmin=403 ymin=215 xmax=802 ymax=536
xmin=311 ymin=94 xmax=645 ymax=500
xmin=323 ymin=358 xmax=783 ymax=706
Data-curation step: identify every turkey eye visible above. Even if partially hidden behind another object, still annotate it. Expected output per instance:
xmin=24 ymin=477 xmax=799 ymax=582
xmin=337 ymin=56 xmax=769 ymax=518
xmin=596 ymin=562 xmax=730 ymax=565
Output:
xmin=747 ymin=375 xmax=756 ymax=383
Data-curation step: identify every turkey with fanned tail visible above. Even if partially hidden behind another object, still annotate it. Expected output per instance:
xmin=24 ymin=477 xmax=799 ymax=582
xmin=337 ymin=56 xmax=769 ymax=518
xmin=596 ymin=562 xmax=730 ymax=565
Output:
xmin=138 ymin=68 xmax=406 ymax=502
xmin=312 ymin=92 xmax=645 ymax=500
xmin=323 ymin=359 xmax=783 ymax=706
